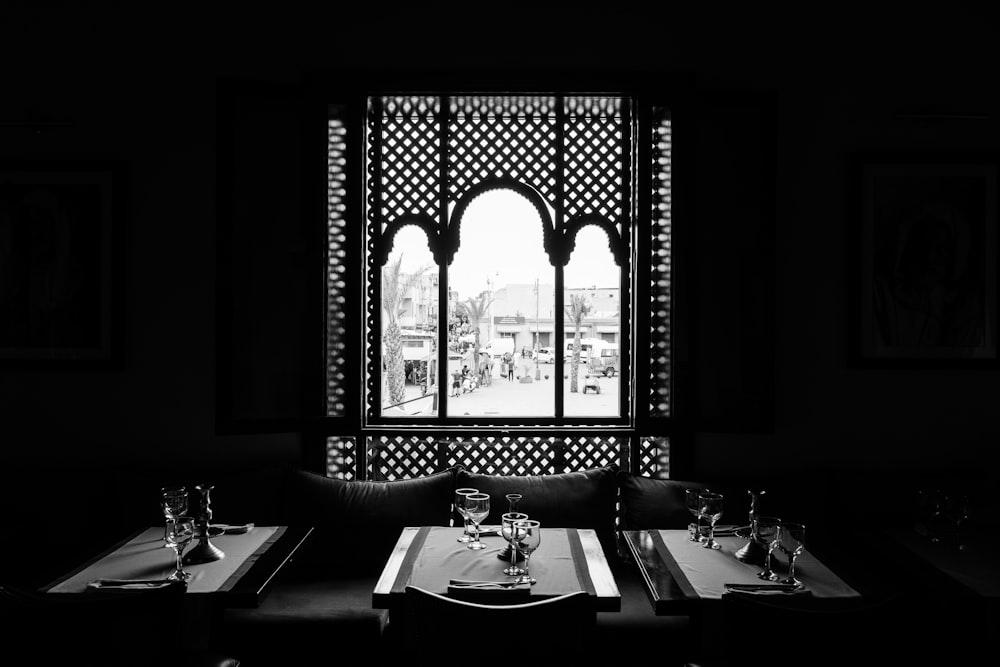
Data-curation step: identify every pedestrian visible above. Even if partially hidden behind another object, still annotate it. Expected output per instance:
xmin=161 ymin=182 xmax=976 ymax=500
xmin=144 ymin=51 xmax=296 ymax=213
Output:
xmin=507 ymin=354 xmax=515 ymax=381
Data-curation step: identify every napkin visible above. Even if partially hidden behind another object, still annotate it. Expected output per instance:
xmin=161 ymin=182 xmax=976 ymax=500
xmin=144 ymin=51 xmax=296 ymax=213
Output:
xmin=724 ymin=583 xmax=812 ymax=597
xmin=87 ymin=578 xmax=181 ymax=591
xmin=210 ymin=522 xmax=254 ymax=534
xmin=474 ymin=526 xmax=501 ymax=537
xmin=447 ymin=582 xmax=531 ymax=603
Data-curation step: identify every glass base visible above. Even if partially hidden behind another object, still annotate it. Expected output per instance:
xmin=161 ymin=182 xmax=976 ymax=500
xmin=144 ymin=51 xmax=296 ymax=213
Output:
xmin=467 ymin=541 xmax=486 ymax=550
xmin=503 ymin=565 xmax=525 ymax=576
xmin=167 ymin=570 xmax=192 ymax=582
xmin=456 ymin=534 xmax=472 ymax=543
xmin=702 ymin=539 xmax=722 ymax=550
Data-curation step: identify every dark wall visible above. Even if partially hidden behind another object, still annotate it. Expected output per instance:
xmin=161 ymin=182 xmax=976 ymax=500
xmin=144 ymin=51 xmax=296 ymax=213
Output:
xmin=1 ymin=7 xmax=997 ymax=488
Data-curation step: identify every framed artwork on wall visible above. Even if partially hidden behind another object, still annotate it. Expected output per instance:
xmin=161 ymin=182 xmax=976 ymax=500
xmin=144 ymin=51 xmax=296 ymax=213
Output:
xmin=0 ymin=161 xmax=121 ymax=367
xmin=850 ymin=153 xmax=998 ymax=367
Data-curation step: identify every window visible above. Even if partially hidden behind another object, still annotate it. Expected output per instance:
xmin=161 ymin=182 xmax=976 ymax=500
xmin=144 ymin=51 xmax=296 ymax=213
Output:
xmin=325 ymin=88 xmax=674 ymax=480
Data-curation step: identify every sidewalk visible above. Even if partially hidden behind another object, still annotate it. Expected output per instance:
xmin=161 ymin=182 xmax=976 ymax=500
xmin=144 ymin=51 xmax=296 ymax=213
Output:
xmin=400 ymin=363 xmax=619 ymax=417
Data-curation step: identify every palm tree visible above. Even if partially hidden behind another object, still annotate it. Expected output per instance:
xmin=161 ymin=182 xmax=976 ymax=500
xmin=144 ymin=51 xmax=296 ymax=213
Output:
xmin=456 ymin=293 xmax=493 ymax=376
xmin=381 ymin=256 xmax=430 ymax=407
xmin=565 ymin=293 xmax=592 ymax=393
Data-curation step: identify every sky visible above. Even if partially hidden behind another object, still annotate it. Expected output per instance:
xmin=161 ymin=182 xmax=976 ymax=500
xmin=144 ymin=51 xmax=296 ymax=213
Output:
xmin=388 ymin=190 xmax=621 ymax=297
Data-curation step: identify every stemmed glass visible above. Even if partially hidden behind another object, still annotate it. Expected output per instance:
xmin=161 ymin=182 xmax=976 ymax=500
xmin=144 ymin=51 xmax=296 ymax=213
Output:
xmin=464 ymin=492 xmax=490 ymax=550
xmin=777 ymin=522 xmax=806 ymax=586
xmin=754 ymin=516 xmax=782 ymax=581
xmin=160 ymin=486 xmax=188 ymax=539
xmin=685 ymin=488 xmax=706 ymax=542
xmin=699 ymin=492 xmax=724 ymax=550
xmin=512 ymin=519 xmax=541 ymax=585
xmin=454 ymin=488 xmax=479 ymax=543
xmin=501 ymin=512 xmax=529 ymax=576
xmin=164 ymin=516 xmax=196 ymax=582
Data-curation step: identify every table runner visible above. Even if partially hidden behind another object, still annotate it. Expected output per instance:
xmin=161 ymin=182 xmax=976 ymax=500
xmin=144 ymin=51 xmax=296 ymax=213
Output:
xmin=654 ymin=529 xmax=859 ymax=600
xmin=46 ymin=526 xmax=283 ymax=594
xmin=392 ymin=526 xmax=595 ymax=597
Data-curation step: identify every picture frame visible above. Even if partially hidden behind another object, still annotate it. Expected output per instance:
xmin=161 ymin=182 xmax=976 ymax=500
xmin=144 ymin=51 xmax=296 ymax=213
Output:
xmin=0 ymin=161 xmax=121 ymax=367
xmin=850 ymin=153 xmax=998 ymax=367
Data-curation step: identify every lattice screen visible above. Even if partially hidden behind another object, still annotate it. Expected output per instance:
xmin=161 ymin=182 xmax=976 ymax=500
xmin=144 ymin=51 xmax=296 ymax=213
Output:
xmin=326 ymin=436 xmax=358 ymax=480
xmin=379 ymin=96 xmax=441 ymax=226
xmin=649 ymin=109 xmax=672 ymax=417
xmin=564 ymin=97 xmax=624 ymax=229
xmin=637 ymin=436 xmax=671 ymax=479
xmin=327 ymin=435 xmax=666 ymax=480
xmin=326 ymin=114 xmax=348 ymax=416
xmin=361 ymin=434 xmax=629 ymax=480
xmin=448 ymin=96 xmax=558 ymax=206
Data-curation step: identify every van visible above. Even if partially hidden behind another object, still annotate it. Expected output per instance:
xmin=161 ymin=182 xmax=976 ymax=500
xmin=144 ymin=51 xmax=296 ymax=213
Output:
xmin=592 ymin=344 xmax=619 ymax=377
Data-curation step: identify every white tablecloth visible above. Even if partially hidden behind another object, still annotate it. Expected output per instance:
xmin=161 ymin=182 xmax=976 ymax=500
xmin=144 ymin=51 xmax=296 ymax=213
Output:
xmin=47 ymin=526 xmax=281 ymax=594
xmin=658 ymin=529 xmax=859 ymax=599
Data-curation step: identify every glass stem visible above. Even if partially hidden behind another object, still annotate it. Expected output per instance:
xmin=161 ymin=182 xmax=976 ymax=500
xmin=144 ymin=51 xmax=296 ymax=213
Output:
xmin=473 ymin=522 xmax=480 ymax=544
xmin=709 ymin=520 xmax=716 ymax=545
xmin=174 ymin=547 xmax=183 ymax=574
xmin=463 ymin=517 xmax=469 ymax=537
xmin=788 ymin=555 xmax=796 ymax=582
xmin=523 ymin=553 xmax=531 ymax=580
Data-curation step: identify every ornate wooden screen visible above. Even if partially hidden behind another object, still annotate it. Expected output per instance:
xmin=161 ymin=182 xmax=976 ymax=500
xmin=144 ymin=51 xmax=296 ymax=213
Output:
xmin=325 ymin=93 xmax=674 ymax=481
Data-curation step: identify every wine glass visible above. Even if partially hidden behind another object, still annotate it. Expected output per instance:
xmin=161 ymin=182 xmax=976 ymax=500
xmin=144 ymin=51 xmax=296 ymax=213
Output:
xmin=464 ymin=492 xmax=490 ymax=550
xmin=699 ymin=492 xmax=724 ymax=550
xmin=777 ymin=522 xmax=806 ymax=586
xmin=160 ymin=486 xmax=188 ymax=539
xmin=754 ymin=516 xmax=782 ymax=581
xmin=512 ymin=519 xmax=541 ymax=585
xmin=454 ymin=487 xmax=479 ymax=543
xmin=685 ymin=488 xmax=705 ymax=541
xmin=501 ymin=511 xmax=529 ymax=576
xmin=164 ymin=516 xmax=196 ymax=582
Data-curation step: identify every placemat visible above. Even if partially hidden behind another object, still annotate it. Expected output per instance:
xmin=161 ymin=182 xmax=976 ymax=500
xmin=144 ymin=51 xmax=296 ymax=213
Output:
xmin=46 ymin=526 xmax=282 ymax=594
xmin=654 ymin=529 xmax=860 ymax=600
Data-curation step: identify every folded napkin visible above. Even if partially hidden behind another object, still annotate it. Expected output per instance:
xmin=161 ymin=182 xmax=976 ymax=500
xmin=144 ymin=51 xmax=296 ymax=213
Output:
xmin=710 ymin=525 xmax=743 ymax=536
xmin=449 ymin=578 xmax=529 ymax=588
xmin=448 ymin=582 xmax=531 ymax=603
xmin=87 ymin=578 xmax=181 ymax=591
xmin=210 ymin=522 xmax=254 ymax=535
xmin=474 ymin=526 xmax=501 ymax=537
xmin=724 ymin=583 xmax=812 ymax=597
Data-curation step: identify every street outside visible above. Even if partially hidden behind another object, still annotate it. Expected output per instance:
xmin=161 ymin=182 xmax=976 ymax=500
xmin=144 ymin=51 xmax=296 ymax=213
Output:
xmin=396 ymin=361 xmax=619 ymax=418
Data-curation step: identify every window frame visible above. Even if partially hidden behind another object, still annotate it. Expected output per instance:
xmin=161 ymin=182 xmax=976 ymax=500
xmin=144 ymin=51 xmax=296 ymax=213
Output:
xmin=361 ymin=91 xmax=635 ymax=429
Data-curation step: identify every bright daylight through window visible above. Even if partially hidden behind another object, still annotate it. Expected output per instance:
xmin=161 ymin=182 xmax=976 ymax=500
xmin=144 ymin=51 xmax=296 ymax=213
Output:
xmin=363 ymin=94 xmax=630 ymax=423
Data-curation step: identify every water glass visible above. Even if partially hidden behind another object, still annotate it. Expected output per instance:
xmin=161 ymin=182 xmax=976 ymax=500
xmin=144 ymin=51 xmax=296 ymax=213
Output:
xmin=501 ymin=511 xmax=529 ymax=576
xmin=685 ymin=488 xmax=705 ymax=542
xmin=777 ymin=522 xmax=806 ymax=586
xmin=754 ymin=516 xmax=781 ymax=581
xmin=464 ymin=492 xmax=490 ymax=550
xmin=454 ymin=487 xmax=479 ymax=543
xmin=699 ymin=492 xmax=724 ymax=550
xmin=164 ymin=516 xmax=196 ymax=581
xmin=513 ymin=519 xmax=541 ymax=585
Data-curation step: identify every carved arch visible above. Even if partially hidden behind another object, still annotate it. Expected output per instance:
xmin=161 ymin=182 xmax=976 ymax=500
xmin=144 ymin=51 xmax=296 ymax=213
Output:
xmin=447 ymin=177 xmax=555 ymax=267
xmin=377 ymin=214 xmax=442 ymax=266
xmin=560 ymin=214 xmax=628 ymax=267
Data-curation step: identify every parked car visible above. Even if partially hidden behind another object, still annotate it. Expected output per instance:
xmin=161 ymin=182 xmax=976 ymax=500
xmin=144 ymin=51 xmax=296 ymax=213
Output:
xmin=536 ymin=347 xmax=555 ymax=363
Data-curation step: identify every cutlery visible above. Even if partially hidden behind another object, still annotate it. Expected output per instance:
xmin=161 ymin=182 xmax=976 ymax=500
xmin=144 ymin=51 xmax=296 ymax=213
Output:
xmin=87 ymin=578 xmax=177 ymax=590
xmin=724 ymin=582 xmax=802 ymax=591
xmin=449 ymin=579 xmax=528 ymax=589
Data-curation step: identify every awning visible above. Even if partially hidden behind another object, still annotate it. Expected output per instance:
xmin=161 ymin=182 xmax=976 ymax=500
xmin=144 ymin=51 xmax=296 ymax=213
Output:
xmin=595 ymin=325 xmax=619 ymax=333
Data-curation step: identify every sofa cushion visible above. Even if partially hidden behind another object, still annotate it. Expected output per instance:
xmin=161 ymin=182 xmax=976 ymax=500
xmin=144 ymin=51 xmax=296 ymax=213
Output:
xmin=455 ymin=465 xmax=619 ymax=558
xmin=617 ymin=472 xmax=706 ymax=530
xmin=281 ymin=467 xmax=458 ymax=574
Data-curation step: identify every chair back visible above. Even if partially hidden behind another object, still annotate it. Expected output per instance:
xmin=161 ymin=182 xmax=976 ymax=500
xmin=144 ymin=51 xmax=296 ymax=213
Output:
xmin=721 ymin=591 xmax=904 ymax=666
xmin=1 ymin=580 xmax=188 ymax=666
xmin=401 ymin=586 xmax=594 ymax=658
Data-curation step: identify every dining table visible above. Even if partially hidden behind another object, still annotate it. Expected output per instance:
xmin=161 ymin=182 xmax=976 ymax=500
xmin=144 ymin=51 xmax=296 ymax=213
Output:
xmin=44 ymin=524 xmax=314 ymax=608
xmin=373 ymin=525 xmax=621 ymax=612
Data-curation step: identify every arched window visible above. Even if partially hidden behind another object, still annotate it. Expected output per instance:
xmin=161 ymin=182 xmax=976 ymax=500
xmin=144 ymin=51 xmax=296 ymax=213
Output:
xmin=325 ymin=90 xmax=673 ymax=479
